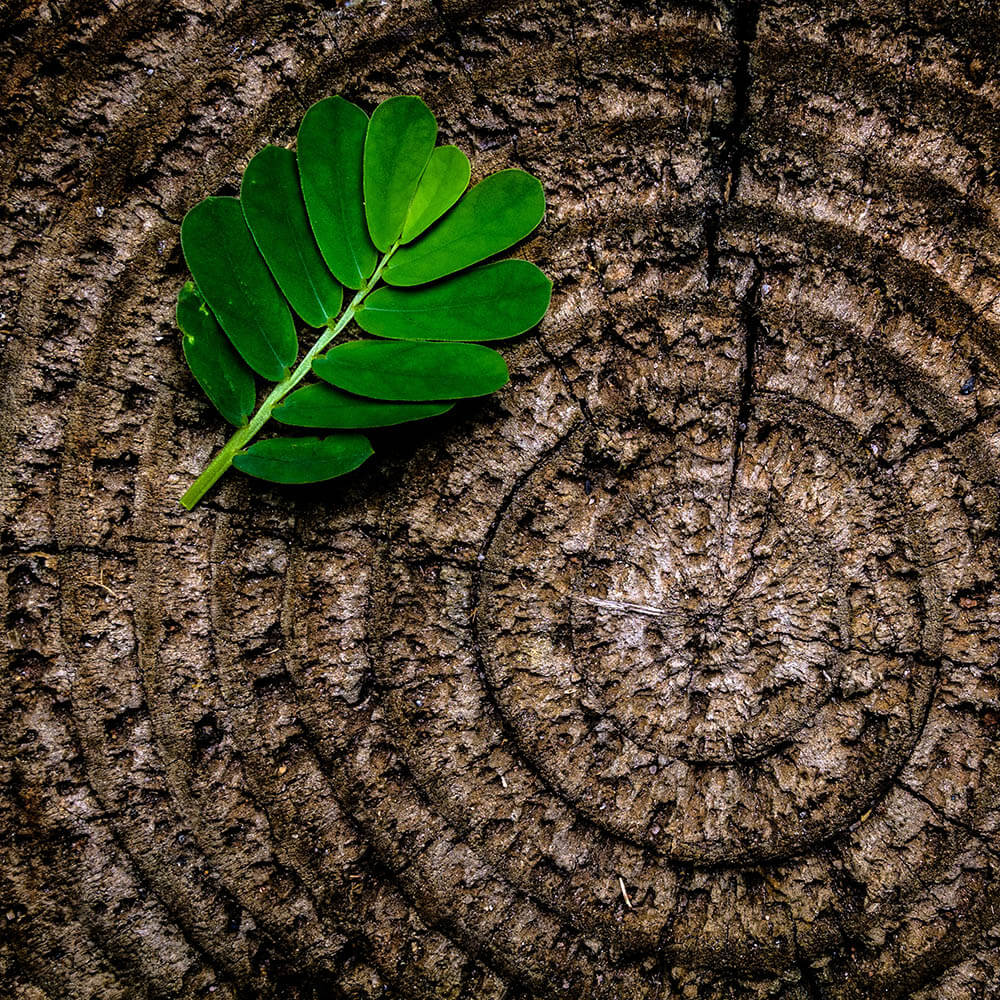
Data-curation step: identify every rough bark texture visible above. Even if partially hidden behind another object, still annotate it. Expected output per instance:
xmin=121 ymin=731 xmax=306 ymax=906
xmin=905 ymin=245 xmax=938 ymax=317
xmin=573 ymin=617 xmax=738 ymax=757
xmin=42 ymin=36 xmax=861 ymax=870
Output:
xmin=2 ymin=1 xmax=1000 ymax=997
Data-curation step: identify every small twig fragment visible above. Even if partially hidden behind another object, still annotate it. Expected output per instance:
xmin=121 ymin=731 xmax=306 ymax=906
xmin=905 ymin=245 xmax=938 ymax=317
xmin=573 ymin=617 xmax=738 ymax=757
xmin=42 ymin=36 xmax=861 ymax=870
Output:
xmin=572 ymin=595 xmax=668 ymax=618
xmin=618 ymin=876 xmax=633 ymax=909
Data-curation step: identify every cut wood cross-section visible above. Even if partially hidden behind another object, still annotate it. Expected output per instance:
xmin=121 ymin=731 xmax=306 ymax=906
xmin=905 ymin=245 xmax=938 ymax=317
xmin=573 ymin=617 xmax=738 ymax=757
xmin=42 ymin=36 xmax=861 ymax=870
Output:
xmin=2 ymin=1 xmax=999 ymax=998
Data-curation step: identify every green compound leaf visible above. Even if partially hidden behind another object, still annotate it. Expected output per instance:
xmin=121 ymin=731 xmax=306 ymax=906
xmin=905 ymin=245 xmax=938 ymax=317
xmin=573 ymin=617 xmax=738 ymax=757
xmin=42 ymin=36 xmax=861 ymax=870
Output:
xmin=400 ymin=145 xmax=470 ymax=244
xmin=180 ymin=197 xmax=298 ymax=381
xmin=233 ymin=434 xmax=373 ymax=484
xmin=241 ymin=145 xmax=343 ymax=327
xmin=274 ymin=382 xmax=453 ymax=429
xmin=356 ymin=260 xmax=552 ymax=342
xmin=313 ymin=340 xmax=509 ymax=401
xmin=176 ymin=281 xmax=256 ymax=427
xmin=383 ymin=169 xmax=545 ymax=287
xmin=176 ymin=92 xmax=552 ymax=512
xmin=298 ymin=96 xmax=378 ymax=290
xmin=363 ymin=96 xmax=437 ymax=252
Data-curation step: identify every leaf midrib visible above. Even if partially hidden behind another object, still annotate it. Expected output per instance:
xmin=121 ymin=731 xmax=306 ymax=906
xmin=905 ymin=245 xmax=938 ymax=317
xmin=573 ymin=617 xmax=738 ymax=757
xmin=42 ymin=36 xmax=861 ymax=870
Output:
xmin=279 ymin=186 xmax=335 ymax=322
xmin=361 ymin=290 xmax=529 ymax=315
xmin=217 ymin=218 xmax=288 ymax=374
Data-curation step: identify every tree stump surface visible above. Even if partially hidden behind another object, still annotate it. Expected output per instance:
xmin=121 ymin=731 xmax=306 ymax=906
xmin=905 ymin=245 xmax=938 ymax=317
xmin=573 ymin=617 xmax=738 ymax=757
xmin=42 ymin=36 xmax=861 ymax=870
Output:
xmin=2 ymin=1 xmax=1000 ymax=997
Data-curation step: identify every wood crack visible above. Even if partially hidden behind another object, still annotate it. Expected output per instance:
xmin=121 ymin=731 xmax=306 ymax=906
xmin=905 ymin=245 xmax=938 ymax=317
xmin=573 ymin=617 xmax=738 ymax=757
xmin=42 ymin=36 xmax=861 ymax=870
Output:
xmin=704 ymin=0 xmax=763 ymax=282
xmin=728 ymin=263 xmax=763 ymax=502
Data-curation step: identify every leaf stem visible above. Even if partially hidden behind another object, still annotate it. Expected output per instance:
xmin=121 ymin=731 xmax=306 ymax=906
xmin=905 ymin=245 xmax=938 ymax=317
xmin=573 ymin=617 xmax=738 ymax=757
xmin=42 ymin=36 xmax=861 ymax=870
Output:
xmin=179 ymin=244 xmax=399 ymax=509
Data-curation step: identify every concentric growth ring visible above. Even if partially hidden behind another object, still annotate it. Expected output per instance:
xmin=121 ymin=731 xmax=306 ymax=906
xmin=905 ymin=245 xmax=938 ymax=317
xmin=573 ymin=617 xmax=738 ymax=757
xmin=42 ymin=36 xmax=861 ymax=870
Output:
xmin=476 ymin=411 xmax=941 ymax=863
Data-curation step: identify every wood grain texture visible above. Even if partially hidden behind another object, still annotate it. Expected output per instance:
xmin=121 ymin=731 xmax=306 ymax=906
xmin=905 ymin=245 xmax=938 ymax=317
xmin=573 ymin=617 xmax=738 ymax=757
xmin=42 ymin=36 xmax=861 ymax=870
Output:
xmin=2 ymin=1 xmax=1000 ymax=998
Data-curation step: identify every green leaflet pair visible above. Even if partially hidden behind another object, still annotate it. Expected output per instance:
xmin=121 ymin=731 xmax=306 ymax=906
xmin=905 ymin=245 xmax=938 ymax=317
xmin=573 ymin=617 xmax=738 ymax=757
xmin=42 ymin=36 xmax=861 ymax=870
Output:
xmin=176 ymin=94 xmax=550 ymax=510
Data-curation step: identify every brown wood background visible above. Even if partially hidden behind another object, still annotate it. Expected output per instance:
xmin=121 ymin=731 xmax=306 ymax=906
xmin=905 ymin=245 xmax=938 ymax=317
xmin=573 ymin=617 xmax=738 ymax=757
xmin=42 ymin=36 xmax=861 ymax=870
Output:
xmin=2 ymin=1 xmax=1000 ymax=997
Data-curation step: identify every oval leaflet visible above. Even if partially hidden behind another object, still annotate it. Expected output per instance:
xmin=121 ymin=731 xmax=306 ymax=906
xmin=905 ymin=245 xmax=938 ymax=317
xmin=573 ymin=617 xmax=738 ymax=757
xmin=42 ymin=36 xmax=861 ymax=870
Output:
xmin=356 ymin=260 xmax=551 ymax=342
xmin=233 ymin=434 xmax=374 ymax=484
xmin=313 ymin=340 xmax=510 ymax=401
xmin=274 ymin=383 xmax=454 ymax=429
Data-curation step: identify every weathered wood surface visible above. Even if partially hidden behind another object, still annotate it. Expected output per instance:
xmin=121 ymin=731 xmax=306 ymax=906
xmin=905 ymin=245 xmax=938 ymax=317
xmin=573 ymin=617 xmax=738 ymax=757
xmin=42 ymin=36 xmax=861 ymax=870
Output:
xmin=2 ymin=1 xmax=1000 ymax=997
